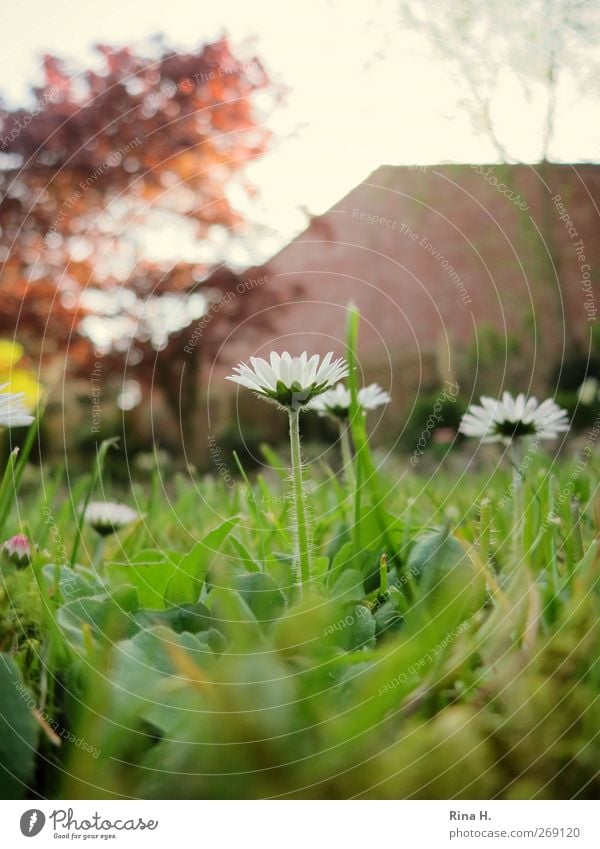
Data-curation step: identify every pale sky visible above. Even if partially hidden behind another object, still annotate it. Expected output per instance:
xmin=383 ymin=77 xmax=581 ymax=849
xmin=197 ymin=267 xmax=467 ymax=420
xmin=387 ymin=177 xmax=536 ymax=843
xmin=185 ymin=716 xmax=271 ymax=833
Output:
xmin=2 ymin=0 xmax=599 ymax=263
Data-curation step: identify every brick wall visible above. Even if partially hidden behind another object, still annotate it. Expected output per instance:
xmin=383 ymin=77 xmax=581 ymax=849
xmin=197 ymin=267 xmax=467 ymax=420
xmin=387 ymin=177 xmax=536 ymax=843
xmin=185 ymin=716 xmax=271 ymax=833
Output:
xmin=219 ymin=163 xmax=599 ymax=432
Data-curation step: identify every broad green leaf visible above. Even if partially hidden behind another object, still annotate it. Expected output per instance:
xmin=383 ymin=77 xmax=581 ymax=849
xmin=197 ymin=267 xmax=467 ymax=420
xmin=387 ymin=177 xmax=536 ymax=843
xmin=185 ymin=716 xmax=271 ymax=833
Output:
xmin=324 ymin=603 xmax=376 ymax=652
xmin=329 ymin=568 xmax=366 ymax=604
xmin=209 ymin=587 xmax=265 ymax=647
xmin=132 ymin=602 xmax=212 ymax=635
xmin=227 ymin=534 xmax=261 ymax=572
xmin=0 ymin=654 xmax=39 ymax=799
xmin=311 ymin=555 xmax=330 ymax=583
xmin=106 ymin=549 xmax=182 ymax=609
xmin=94 ymin=627 xmax=221 ymax=747
xmin=164 ymin=517 xmax=240 ymax=606
xmin=42 ymin=563 xmax=103 ymax=602
xmin=373 ymin=589 xmax=404 ymax=641
xmin=406 ymin=528 xmax=485 ymax=619
xmin=57 ymin=588 xmax=140 ymax=647
xmin=327 ymin=541 xmax=354 ymax=586
xmin=232 ymin=572 xmax=286 ymax=624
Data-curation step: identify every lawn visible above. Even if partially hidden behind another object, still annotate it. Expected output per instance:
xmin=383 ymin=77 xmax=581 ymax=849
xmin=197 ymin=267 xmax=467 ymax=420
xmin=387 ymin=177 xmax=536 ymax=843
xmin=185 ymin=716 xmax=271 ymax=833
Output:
xmin=0 ymin=313 xmax=598 ymax=800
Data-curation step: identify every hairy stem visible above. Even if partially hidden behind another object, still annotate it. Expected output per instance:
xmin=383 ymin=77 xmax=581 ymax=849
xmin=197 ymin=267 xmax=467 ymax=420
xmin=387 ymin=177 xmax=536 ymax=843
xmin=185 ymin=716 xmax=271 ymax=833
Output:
xmin=289 ymin=408 xmax=311 ymax=594
xmin=510 ymin=439 xmax=524 ymax=569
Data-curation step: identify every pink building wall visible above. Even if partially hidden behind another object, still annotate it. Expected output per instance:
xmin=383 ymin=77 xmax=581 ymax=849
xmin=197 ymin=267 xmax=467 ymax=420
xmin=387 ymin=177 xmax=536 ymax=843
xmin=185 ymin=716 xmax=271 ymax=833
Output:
xmin=220 ymin=164 xmax=599 ymax=423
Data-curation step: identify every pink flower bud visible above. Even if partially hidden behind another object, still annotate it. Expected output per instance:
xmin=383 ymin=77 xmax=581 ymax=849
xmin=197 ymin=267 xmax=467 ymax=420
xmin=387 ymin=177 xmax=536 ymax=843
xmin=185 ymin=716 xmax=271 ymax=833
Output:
xmin=3 ymin=534 xmax=31 ymax=565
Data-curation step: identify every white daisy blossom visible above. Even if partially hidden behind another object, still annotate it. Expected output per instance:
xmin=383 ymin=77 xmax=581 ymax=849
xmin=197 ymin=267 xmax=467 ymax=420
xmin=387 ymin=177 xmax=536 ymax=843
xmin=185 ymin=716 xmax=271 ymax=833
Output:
xmin=84 ymin=501 xmax=139 ymax=535
xmin=359 ymin=384 xmax=391 ymax=410
xmin=578 ymin=377 xmax=599 ymax=405
xmin=310 ymin=382 xmax=391 ymax=417
xmin=0 ymin=384 xmax=34 ymax=428
xmin=460 ymin=392 xmax=570 ymax=444
xmin=226 ymin=351 xmax=349 ymax=409
xmin=310 ymin=383 xmax=352 ymax=414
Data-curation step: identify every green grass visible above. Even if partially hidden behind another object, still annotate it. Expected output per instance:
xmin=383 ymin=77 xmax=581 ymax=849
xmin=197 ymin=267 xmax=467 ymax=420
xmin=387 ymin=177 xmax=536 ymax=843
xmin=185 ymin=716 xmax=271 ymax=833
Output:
xmin=0 ymin=311 xmax=598 ymax=800
xmin=0 ymin=439 xmax=599 ymax=800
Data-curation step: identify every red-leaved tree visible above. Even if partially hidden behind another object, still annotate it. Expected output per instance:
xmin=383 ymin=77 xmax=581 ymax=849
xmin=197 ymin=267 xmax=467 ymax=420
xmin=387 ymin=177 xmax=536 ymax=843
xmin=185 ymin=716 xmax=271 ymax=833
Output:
xmin=0 ymin=37 xmax=280 ymax=458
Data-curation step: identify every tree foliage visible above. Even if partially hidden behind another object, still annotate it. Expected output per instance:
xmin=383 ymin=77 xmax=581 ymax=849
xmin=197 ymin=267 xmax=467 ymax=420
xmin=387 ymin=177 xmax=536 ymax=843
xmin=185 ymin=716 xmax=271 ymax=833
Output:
xmin=0 ymin=38 xmax=277 ymax=388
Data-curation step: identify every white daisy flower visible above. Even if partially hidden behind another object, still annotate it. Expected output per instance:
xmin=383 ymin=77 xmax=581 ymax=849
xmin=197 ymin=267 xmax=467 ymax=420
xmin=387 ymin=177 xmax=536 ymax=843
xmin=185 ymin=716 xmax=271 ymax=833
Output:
xmin=0 ymin=385 xmax=34 ymax=428
xmin=84 ymin=501 xmax=139 ymax=536
xmin=309 ymin=382 xmax=391 ymax=417
xmin=310 ymin=382 xmax=352 ymax=415
xmin=578 ymin=377 xmax=599 ymax=406
xmin=459 ymin=392 xmax=570 ymax=444
xmin=359 ymin=383 xmax=392 ymax=411
xmin=226 ymin=351 xmax=349 ymax=410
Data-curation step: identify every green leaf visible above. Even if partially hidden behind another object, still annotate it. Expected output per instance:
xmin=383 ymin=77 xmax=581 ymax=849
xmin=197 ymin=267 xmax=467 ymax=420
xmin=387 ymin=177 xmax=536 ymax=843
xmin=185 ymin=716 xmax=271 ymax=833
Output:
xmin=228 ymin=534 xmax=261 ymax=572
xmin=345 ymin=304 xmax=397 ymax=557
xmin=327 ymin=544 xmax=376 ymax=595
xmin=57 ymin=589 xmax=139 ymax=647
xmin=324 ymin=603 xmax=376 ymax=652
xmin=373 ymin=591 xmax=404 ymax=641
xmin=70 ymin=436 xmax=120 ymax=565
xmin=264 ymin=554 xmax=293 ymax=593
xmin=407 ymin=529 xmax=464 ymax=581
xmin=106 ymin=549 xmax=182 ymax=610
xmin=132 ymin=602 xmax=212 ymax=635
xmin=232 ymin=572 xmax=286 ymax=624
xmin=327 ymin=541 xmax=353 ymax=583
xmin=406 ymin=529 xmax=485 ymax=620
xmin=259 ymin=442 xmax=288 ymax=479
xmin=330 ymin=568 xmax=366 ymax=604
xmin=101 ymin=627 xmax=220 ymax=740
xmin=210 ymin=587 xmax=265 ymax=647
xmin=343 ymin=604 xmax=376 ymax=652
xmin=311 ymin=555 xmax=330 ymax=583
xmin=0 ymin=449 xmax=21 ymax=539
xmin=0 ymin=654 xmax=39 ymax=798
xmin=42 ymin=563 xmax=103 ymax=603
xmin=164 ymin=517 xmax=240 ymax=606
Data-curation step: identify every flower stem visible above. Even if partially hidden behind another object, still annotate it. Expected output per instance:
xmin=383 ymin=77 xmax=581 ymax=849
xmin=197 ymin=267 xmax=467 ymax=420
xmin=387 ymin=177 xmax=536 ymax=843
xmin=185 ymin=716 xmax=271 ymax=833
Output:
xmin=92 ymin=535 xmax=106 ymax=571
xmin=510 ymin=439 xmax=524 ymax=569
xmin=289 ymin=408 xmax=311 ymax=594
xmin=570 ymin=497 xmax=584 ymax=567
xmin=477 ymin=497 xmax=492 ymax=568
xmin=339 ymin=421 xmax=356 ymax=491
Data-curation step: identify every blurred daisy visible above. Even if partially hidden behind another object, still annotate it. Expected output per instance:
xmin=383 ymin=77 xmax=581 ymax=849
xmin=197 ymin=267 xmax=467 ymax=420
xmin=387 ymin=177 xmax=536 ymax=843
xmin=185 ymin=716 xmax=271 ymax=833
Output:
xmin=84 ymin=501 xmax=138 ymax=536
xmin=0 ymin=385 xmax=34 ymax=428
xmin=578 ymin=377 xmax=599 ymax=406
xmin=226 ymin=351 xmax=348 ymax=410
xmin=310 ymin=382 xmax=390 ymax=417
xmin=459 ymin=392 xmax=569 ymax=444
